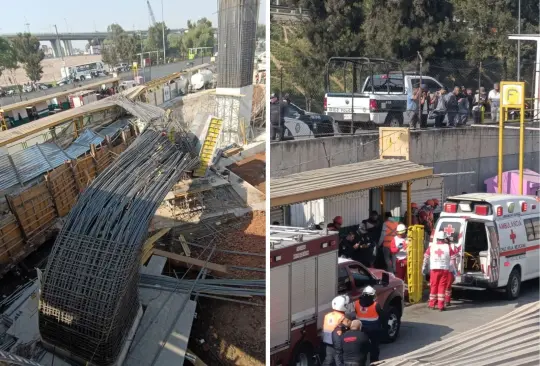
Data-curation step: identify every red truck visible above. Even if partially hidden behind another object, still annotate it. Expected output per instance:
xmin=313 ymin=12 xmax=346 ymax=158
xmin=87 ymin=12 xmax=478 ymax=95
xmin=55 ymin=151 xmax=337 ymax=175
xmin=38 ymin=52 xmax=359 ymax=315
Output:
xmin=270 ymin=226 xmax=405 ymax=366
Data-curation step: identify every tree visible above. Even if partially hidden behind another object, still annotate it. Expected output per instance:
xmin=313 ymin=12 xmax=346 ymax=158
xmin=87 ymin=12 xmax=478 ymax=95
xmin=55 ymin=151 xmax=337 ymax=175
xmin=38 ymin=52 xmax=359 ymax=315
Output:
xmin=256 ymin=24 xmax=266 ymax=39
xmin=11 ymin=33 xmax=44 ymax=82
xmin=146 ymin=22 xmax=170 ymax=53
xmin=0 ymin=37 xmax=17 ymax=79
xmin=182 ymin=18 xmax=215 ymax=55
xmin=102 ymin=24 xmax=138 ymax=65
xmin=168 ymin=33 xmax=184 ymax=57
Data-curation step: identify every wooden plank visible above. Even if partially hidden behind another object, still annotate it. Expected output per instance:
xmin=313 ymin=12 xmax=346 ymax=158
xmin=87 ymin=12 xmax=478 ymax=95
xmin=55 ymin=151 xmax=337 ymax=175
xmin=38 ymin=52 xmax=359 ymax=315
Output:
xmin=140 ymin=228 xmax=170 ymax=264
xmin=178 ymin=235 xmax=191 ymax=257
xmin=153 ymin=249 xmax=228 ymax=274
xmin=223 ymin=147 xmax=243 ymax=157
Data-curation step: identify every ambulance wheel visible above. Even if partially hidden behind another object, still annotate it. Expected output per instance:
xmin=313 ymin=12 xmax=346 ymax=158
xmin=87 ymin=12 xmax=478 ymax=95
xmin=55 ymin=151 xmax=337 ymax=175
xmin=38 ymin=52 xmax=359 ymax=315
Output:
xmin=289 ymin=342 xmax=314 ymax=366
xmin=505 ymin=268 xmax=521 ymax=300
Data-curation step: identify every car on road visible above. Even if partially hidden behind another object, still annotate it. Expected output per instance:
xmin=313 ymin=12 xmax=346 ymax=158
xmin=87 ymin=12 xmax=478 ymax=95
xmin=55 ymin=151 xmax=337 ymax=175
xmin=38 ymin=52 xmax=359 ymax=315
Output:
xmin=280 ymin=102 xmax=335 ymax=140
xmin=185 ymin=61 xmax=194 ymax=67
xmin=57 ymin=77 xmax=73 ymax=86
xmin=338 ymin=257 xmax=404 ymax=342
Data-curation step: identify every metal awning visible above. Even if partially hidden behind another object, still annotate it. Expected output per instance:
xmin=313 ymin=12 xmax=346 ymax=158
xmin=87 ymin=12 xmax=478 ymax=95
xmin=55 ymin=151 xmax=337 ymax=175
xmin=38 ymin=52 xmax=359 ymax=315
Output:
xmin=374 ymin=301 xmax=540 ymax=365
xmin=270 ymin=159 xmax=433 ymax=207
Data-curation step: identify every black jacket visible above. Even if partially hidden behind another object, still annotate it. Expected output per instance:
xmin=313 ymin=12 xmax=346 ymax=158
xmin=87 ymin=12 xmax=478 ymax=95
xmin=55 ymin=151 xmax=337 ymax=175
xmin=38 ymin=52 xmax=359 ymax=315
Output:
xmin=333 ymin=324 xmax=347 ymax=365
xmin=341 ymin=329 xmax=370 ymax=365
xmin=339 ymin=238 xmax=357 ymax=258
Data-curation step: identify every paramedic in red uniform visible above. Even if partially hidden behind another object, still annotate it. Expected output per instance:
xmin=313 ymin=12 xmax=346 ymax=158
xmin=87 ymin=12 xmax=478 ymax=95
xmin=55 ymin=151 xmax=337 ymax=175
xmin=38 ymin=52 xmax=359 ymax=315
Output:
xmin=423 ymin=231 xmax=457 ymax=311
xmin=354 ymin=286 xmax=386 ymax=363
xmin=445 ymin=233 xmax=459 ymax=307
xmin=322 ymin=295 xmax=350 ymax=366
xmin=404 ymin=202 xmax=420 ymax=225
xmin=386 ymin=224 xmax=407 ymax=274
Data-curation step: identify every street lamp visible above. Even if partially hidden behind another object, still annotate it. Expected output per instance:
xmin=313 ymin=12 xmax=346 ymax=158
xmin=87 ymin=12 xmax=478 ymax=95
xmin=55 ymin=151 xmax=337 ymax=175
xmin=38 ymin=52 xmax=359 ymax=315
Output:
xmin=161 ymin=0 xmax=166 ymax=63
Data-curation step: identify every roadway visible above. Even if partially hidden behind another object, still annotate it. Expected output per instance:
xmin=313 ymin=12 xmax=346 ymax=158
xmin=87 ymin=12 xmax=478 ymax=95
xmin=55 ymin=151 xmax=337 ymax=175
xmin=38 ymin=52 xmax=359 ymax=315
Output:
xmin=380 ymin=278 xmax=540 ymax=360
xmin=0 ymin=57 xmax=207 ymax=107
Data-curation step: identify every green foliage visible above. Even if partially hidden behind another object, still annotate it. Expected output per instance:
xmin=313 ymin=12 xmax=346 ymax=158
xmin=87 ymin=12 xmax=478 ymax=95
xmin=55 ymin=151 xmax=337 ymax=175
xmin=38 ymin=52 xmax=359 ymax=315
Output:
xmin=102 ymin=24 xmax=138 ymax=65
xmin=11 ymin=33 xmax=44 ymax=82
xmin=256 ymin=24 xmax=266 ymax=39
xmin=168 ymin=33 xmax=184 ymax=57
xmin=183 ymin=18 xmax=215 ymax=51
xmin=146 ymin=22 xmax=170 ymax=53
xmin=0 ymin=37 xmax=17 ymax=78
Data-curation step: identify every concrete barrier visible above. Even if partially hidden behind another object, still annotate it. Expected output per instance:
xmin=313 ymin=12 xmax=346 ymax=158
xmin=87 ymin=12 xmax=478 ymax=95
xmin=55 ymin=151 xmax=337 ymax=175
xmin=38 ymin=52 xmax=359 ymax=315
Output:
xmin=270 ymin=127 xmax=540 ymax=197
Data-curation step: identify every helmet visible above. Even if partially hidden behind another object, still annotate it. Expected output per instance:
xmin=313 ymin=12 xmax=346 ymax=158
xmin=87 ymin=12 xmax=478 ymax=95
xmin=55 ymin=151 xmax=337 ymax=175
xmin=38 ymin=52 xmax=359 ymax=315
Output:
xmin=410 ymin=202 xmax=418 ymax=209
xmin=362 ymin=286 xmax=376 ymax=296
xmin=432 ymin=199 xmax=440 ymax=206
xmin=396 ymin=223 xmax=407 ymax=234
xmin=425 ymin=199 xmax=435 ymax=206
xmin=334 ymin=216 xmax=343 ymax=225
xmin=435 ymin=231 xmax=447 ymax=241
xmin=332 ymin=295 xmax=350 ymax=312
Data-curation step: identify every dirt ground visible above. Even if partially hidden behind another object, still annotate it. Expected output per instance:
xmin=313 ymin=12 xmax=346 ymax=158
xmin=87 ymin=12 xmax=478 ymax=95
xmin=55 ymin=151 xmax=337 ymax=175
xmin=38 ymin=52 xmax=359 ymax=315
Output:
xmin=189 ymin=211 xmax=265 ymax=365
xmin=227 ymin=153 xmax=266 ymax=194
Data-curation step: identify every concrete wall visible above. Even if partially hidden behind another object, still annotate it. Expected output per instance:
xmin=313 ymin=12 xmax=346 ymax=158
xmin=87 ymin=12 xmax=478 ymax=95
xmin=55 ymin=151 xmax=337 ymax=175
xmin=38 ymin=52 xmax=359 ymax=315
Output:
xmin=270 ymin=127 xmax=540 ymax=197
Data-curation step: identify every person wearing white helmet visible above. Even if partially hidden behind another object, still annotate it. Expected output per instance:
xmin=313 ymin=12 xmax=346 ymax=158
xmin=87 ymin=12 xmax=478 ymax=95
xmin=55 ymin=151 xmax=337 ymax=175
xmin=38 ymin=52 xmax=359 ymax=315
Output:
xmin=384 ymin=223 xmax=407 ymax=274
xmin=321 ymin=295 xmax=351 ymax=366
xmin=422 ymin=231 xmax=458 ymax=311
xmin=353 ymin=286 xmax=386 ymax=363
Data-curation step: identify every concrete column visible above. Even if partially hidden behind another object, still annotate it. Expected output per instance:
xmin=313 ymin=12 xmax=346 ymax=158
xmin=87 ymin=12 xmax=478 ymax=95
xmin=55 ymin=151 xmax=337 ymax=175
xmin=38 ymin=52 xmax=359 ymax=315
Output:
xmin=50 ymin=39 xmax=64 ymax=58
xmin=62 ymin=40 xmax=73 ymax=56
xmin=535 ymin=40 xmax=540 ymax=117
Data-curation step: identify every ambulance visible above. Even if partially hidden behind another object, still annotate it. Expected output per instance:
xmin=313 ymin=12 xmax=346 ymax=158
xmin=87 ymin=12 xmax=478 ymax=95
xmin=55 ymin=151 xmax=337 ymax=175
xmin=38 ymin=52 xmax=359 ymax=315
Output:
xmin=434 ymin=193 xmax=540 ymax=299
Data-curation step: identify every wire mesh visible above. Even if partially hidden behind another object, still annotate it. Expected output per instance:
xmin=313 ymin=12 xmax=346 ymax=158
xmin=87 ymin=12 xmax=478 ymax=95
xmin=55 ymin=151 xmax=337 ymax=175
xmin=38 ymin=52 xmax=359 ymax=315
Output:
xmin=38 ymin=128 xmax=199 ymax=365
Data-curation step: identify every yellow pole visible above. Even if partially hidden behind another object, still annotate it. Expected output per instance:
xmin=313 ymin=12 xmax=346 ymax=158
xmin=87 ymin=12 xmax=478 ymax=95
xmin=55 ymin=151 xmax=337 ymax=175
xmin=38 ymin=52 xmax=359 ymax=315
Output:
xmin=519 ymin=106 xmax=525 ymax=195
xmin=497 ymin=105 xmax=504 ymax=193
xmin=407 ymin=182 xmax=412 ymax=226
xmin=381 ymin=186 xmax=385 ymax=216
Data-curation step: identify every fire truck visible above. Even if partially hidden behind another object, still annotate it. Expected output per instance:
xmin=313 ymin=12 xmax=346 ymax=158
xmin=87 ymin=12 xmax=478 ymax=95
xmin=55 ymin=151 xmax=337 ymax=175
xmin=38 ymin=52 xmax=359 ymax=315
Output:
xmin=270 ymin=226 xmax=403 ymax=366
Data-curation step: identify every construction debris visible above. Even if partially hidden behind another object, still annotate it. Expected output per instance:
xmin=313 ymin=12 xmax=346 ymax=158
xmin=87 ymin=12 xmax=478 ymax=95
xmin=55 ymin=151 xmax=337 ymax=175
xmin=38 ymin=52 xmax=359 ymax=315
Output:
xmin=153 ymin=249 xmax=229 ymax=275
xmin=38 ymin=129 xmax=198 ymax=365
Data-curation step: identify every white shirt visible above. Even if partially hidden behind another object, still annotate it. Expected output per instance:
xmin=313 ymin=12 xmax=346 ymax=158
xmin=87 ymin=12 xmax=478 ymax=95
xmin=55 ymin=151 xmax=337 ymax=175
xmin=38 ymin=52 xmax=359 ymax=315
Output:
xmin=488 ymin=90 xmax=500 ymax=103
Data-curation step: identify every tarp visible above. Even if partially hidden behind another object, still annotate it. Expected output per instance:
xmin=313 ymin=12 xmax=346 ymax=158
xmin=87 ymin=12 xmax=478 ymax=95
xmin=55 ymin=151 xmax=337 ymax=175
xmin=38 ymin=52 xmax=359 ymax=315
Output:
xmin=484 ymin=169 xmax=540 ymax=195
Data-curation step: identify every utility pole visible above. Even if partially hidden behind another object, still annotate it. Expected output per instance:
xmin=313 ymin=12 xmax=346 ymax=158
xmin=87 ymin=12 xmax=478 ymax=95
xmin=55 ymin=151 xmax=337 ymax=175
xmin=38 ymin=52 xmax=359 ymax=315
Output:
xmin=517 ymin=0 xmax=521 ymax=80
xmin=54 ymin=24 xmax=64 ymax=61
xmin=417 ymin=51 xmax=423 ymax=129
xmin=161 ymin=0 xmax=166 ymax=63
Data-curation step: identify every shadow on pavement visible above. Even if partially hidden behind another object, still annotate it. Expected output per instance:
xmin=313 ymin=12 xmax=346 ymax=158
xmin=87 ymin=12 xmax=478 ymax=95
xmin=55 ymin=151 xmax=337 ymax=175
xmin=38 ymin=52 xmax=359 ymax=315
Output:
xmin=380 ymin=321 xmax=453 ymax=359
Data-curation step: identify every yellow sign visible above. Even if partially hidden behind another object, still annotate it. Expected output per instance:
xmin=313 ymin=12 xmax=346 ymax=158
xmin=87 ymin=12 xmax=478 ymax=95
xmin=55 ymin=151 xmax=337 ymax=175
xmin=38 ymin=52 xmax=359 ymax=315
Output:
xmin=500 ymin=81 xmax=525 ymax=108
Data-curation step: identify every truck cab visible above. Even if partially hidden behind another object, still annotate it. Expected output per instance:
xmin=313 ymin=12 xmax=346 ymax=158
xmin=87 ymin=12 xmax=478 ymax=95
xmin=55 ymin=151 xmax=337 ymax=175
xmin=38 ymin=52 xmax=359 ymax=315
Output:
xmin=434 ymin=193 xmax=540 ymax=299
xmin=324 ymin=57 xmax=444 ymax=133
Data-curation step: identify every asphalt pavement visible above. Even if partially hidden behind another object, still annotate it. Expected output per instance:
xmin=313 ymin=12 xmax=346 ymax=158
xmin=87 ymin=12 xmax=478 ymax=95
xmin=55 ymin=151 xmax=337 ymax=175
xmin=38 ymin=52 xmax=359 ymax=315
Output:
xmin=380 ymin=278 xmax=539 ymax=360
xmin=0 ymin=57 xmax=206 ymax=107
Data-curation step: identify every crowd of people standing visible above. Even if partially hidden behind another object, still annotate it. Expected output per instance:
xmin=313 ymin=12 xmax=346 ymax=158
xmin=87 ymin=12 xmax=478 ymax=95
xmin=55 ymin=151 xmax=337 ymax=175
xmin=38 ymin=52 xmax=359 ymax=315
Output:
xmin=409 ymin=82 xmax=501 ymax=129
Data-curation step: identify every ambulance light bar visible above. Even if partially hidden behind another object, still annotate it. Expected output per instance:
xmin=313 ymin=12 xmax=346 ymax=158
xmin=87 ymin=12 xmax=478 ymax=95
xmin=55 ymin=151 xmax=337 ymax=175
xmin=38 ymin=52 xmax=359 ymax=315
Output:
xmin=443 ymin=202 xmax=458 ymax=213
xmin=474 ymin=205 xmax=489 ymax=216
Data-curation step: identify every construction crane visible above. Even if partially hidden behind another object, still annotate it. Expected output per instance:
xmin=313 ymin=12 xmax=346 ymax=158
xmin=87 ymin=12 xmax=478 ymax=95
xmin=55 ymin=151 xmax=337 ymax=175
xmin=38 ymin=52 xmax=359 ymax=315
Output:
xmin=147 ymin=0 xmax=157 ymax=26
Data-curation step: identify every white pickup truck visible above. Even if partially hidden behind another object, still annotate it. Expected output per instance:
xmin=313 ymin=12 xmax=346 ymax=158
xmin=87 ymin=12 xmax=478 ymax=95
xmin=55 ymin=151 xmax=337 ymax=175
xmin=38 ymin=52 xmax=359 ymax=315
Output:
xmin=324 ymin=57 xmax=444 ymax=133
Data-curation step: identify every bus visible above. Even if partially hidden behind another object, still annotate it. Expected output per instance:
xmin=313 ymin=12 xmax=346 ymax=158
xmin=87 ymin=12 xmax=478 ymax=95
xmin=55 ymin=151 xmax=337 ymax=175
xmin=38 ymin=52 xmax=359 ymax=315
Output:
xmin=60 ymin=61 xmax=107 ymax=81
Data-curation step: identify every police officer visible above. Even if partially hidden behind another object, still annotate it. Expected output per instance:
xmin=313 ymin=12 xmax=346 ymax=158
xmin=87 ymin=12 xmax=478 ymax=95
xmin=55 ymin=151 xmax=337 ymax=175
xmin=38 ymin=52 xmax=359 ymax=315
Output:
xmin=354 ymin=286 xmax=386 ymax=363
xmin=322 ymin=295 xmax=350 ymax=366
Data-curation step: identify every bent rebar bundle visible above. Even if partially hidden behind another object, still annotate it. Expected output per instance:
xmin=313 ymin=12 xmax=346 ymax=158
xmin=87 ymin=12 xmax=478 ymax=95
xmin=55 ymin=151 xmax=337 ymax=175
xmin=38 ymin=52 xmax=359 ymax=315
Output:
xmin=38 ymin=129 xmax=199 ymax=365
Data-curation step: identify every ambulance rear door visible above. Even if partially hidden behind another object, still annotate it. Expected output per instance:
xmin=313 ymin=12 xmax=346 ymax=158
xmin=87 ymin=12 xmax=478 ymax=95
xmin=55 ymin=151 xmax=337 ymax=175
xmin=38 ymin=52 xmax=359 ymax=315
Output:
xmin=484 ymin=222 xmax=501 ymax=287
xmin=434 ymin=218 xmax=466 ymax=282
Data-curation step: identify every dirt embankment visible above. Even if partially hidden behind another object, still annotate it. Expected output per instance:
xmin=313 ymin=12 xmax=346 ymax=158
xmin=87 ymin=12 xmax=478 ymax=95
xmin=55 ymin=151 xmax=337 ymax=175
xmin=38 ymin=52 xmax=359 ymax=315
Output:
xmin=189 ymin=211 xmax=265 ymax=365
xmin=228 ymin=153 xmax=266 ymax=194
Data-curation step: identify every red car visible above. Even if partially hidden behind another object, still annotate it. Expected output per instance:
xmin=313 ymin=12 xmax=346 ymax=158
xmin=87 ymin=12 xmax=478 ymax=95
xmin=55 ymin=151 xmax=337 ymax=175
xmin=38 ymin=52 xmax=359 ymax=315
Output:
xmin=338 ymin=257 xmax=405 ymax=342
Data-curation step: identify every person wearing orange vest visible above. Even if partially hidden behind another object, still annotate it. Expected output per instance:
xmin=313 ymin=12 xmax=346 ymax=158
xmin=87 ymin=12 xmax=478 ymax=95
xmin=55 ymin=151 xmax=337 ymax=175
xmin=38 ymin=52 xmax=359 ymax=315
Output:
xmin=354 ymin=286 xmax=386 ymax=363
xmin=322 ymin=295 xmax=350 ymax=366
xmin=422 ymin=231 xmax=457 ymax=311
xmin=378 ymin=212 xmax=398 ymax=272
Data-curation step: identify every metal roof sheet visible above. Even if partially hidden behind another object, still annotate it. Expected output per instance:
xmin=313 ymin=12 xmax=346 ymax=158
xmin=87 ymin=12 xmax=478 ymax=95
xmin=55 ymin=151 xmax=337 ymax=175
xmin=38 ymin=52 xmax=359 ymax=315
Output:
xmin=0 ymin=155 xmax=19 ymax=190
xmin=64 ymin=130 xmax=103 ymax=159
xmin=10 ymin=145 xmax=51 ymax=182
xmin=96 ymin=119 xmax=130 ymax=138
xmin=270 ymin=159 xmax=433 ymax=207
xmin=374 ymin=301 xmax=540 ymax=366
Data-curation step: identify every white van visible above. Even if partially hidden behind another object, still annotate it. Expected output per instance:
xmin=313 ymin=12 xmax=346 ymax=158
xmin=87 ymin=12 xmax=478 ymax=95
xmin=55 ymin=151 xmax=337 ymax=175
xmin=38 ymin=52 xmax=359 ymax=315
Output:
xmin=434 ymin=193 xmax=539 ymax=299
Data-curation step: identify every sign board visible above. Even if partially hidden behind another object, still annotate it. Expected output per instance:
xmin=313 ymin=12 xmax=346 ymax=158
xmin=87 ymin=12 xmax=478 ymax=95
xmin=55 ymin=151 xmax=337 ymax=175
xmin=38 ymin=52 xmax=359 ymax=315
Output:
xmin=163 ymin=85 xmax=171 ymax=102
xmin=500 ymin=81 xmax=525 ymax=108
xmin=379 ymin=127 xmax=410 ymax=160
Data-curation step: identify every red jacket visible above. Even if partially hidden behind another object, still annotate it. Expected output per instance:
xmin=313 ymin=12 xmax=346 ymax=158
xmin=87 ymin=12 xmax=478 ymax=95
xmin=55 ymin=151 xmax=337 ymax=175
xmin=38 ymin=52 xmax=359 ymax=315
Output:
xmin=389 ymin=236 xmax=407 ymax=254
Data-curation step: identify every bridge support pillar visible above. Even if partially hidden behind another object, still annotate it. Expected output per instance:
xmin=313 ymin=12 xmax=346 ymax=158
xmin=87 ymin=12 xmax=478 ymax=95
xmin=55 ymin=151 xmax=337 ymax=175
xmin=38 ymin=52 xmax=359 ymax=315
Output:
xmin=50 ymin=39 xmax=64 ymax=58
xmin=62 ymin=40 xmax=73 ymax=56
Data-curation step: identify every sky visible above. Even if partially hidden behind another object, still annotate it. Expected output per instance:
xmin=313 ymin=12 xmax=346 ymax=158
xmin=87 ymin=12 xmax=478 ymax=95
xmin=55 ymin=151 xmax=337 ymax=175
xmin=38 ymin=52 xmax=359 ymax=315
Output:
xmin=1 ymin=0 xmax=266 ymax=49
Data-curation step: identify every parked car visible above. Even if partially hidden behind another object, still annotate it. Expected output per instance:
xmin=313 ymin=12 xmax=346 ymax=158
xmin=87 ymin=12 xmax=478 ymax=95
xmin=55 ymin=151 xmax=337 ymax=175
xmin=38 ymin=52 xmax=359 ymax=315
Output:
xmin=338 ymin=257 xmax=404 ymax=342
xmin=280 ymin=102 xmax=336 ymax=140
xmin=57 ymin=77 xmax=73 ymax=86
